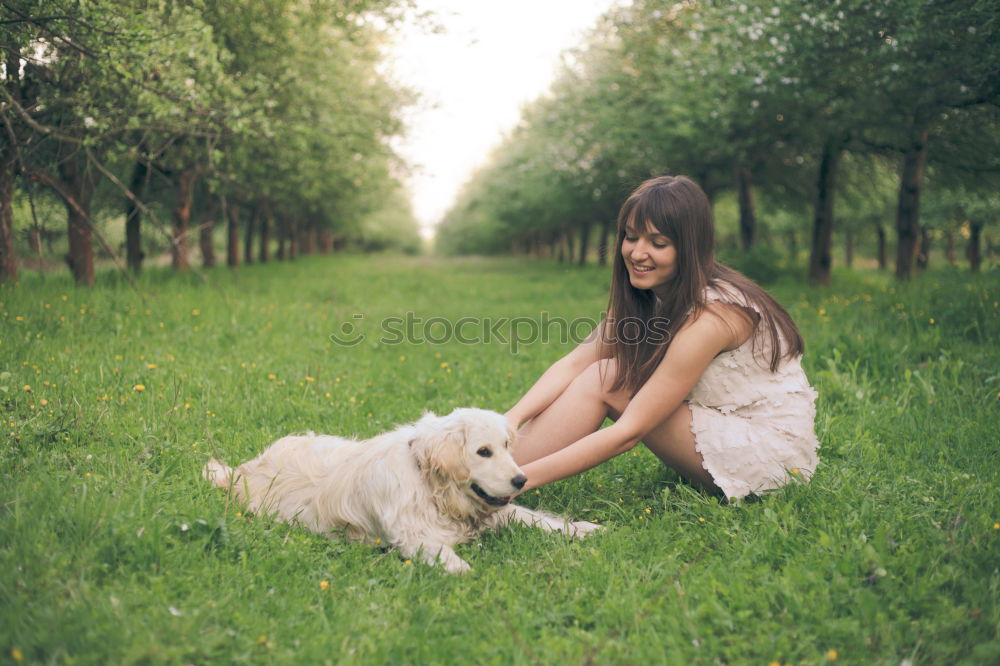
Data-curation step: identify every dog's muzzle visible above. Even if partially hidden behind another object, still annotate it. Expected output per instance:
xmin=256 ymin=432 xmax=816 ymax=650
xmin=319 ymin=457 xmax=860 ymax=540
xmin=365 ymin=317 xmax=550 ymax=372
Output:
xmin=470 ymin=483 xmax=511 ymax=506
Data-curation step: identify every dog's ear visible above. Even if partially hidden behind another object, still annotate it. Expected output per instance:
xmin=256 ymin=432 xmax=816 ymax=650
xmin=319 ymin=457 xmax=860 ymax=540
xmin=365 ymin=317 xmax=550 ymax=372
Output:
xmin=415 ymin=419 xmax=470 ymax=484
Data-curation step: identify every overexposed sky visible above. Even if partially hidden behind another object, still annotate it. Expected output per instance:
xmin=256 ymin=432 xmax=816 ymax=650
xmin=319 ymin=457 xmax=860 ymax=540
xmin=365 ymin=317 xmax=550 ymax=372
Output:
xmin=387 ymin=0 xmax=620 ymax=237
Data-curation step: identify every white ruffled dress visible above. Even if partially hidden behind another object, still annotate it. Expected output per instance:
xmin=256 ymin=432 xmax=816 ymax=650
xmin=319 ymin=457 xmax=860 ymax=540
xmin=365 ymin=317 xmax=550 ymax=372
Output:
xmin=686 ymin=285 xmax=820 ymax=500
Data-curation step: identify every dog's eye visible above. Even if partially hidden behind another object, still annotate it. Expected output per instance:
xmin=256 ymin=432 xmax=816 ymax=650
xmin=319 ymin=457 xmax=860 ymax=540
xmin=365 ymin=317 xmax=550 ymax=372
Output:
xmin=476 ymin=447 xmax=492 ymax=458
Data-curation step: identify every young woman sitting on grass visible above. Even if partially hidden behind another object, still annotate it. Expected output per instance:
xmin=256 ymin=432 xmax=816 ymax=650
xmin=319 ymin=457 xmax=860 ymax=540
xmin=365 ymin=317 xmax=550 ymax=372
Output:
xmin=507 ymin=175 xmax=819 ymax=500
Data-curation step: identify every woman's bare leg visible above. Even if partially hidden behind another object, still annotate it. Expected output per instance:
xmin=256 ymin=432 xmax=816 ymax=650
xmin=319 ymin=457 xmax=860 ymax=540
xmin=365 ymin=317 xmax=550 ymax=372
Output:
xmin=513 ymin=361 xmax=615 ymax=465
xmin=514 ymin=359 xmax=719 ymax=492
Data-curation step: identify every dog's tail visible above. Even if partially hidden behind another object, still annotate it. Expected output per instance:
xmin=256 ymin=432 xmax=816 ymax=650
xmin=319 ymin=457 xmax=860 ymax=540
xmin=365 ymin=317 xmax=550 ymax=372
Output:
xmin=202 ymin=458 xmax=235 ymax=489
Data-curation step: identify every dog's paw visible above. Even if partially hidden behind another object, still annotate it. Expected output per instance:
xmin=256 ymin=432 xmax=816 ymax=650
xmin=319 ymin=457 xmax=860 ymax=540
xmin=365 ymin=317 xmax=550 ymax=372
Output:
xmin=442 ymin=557 xmax=472 ymax=574
xmin=567 ymin=520 xmax=604 ymax=539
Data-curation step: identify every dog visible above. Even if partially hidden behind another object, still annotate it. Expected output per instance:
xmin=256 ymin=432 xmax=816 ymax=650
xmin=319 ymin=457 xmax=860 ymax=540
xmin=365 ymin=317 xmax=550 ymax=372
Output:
xmin=203 ymin=408 xmax=600 ymax=573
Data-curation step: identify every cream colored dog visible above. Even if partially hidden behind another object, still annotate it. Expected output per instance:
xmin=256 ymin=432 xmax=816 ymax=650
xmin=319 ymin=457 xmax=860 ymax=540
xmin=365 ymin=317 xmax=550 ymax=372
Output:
xmin=203 ymin=408 xmax=600 ymax=573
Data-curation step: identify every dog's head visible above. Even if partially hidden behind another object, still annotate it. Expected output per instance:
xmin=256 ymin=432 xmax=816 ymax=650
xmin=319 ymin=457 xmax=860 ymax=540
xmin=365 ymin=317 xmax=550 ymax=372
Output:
xmin=412 ymin=408 xmax=524 ymax=512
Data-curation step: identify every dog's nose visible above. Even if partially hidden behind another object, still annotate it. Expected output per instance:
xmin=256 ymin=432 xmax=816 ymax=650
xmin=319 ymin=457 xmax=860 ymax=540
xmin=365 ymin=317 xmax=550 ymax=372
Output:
xmin=511 ymin=474 xmax=527 ymax=490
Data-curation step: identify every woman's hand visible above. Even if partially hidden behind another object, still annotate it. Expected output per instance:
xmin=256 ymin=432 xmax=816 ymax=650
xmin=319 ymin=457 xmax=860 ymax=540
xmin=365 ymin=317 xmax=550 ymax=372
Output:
xmin=504 ymin=410 xmax=522 ymax=434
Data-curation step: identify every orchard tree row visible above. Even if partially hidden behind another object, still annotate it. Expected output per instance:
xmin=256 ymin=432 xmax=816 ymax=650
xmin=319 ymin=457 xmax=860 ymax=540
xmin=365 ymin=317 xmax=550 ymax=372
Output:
xmin=1 ymin=0 xmax=420 ymax=286
xmin=437 ymin=0 xmax=999 ymax=282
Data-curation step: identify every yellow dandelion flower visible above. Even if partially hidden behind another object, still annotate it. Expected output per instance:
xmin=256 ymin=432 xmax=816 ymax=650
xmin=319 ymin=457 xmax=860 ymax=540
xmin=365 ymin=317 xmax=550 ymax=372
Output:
xmin=349 ymin=396 xmax=356 ymax=403
xmin=147 ymin=363 xmax=156 ymax=370
xmin=11 ymin=647 xmax=23 ymax=661
xmin=320 ymin=580 xmax=329 ymax=591
xmin=929 ymin=318 xmax=935 ymax=324
xmin=768 ymin=661 xmax=780 ymax=666
xmin=192 ymin=309 xmax=201 ymax=316
xmin=440 ymin=362 xmax=449 ymax=368
xmin=993 ymin=523 xmax=999 ymax=529
xmin=268 ymin=374 xmax=276 ymax=380
xmin=827 ymin=649 xmax=838 ymax=661
xmin=791 ymin=468 xmax=800 ymax=475
xmin=258 ymin=635 xmax=267 ymax=645
xmin=399 ymin=355 xmax=406 ymax=361
xmin=305 ymin=376 xmax=315 ymax=383
xmin=434 ymin=352 xmax=442 ymax=358
xmin=374 ymin=538 xmax=381 ymax=545
xmin=404 ymin=560 xmax=412 ymax=566
xmin=134 ymin=384 xmax=145 ymax=392
xmin=698 ymin=517 xmax=706 ymax=523
xmin=22 ymin=385 xmax=31 ymax=392
xmin=40 ymin=399 xmax=48 ymax=406
xmin=325 ymin=392 xmax=331 ymax=398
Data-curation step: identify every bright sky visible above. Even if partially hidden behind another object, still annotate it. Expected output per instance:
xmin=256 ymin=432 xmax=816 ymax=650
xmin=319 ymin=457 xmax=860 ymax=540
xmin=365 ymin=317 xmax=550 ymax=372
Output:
xmin=387 ymin=0 xmax=620 ymax=238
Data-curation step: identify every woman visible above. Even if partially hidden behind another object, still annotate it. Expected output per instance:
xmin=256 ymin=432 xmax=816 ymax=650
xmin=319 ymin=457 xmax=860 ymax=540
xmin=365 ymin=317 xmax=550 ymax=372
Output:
xmin=507 ymin=175 xmax=819 ymax=500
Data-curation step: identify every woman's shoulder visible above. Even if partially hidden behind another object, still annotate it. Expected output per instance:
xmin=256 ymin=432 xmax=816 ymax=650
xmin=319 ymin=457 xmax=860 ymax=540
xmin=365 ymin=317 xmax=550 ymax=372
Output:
xmin=704 ymin=279 xmax=762 ymax=318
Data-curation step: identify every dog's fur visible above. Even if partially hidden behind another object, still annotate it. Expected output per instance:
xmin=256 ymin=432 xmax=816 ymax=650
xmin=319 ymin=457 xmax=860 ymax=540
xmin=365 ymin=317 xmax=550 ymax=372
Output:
xmin=203 ymin=408 xmax=600 ymax=573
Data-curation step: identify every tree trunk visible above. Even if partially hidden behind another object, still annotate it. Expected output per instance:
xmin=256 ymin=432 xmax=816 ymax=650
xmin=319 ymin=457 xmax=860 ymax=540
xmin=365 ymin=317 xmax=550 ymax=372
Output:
xmin=125 ymin=158 xmax=147 ymax=273
xmin=966 ymin=220 xmax=983 ymax=273
xmin=259 ymin=202 xmax=271 ymax=263
xmin=1 ymin=45 xmax=21 ymax=282
xmin=944 ymin=229 xmax=956 ymax=265
xmin=58 ymin=151 xmax=95 ymax=286
xmin=785 ymin=229 xmax=798 ymax=263
xmin=0 ymin=149 xmax=16 ymax=283
xmin=598 ymin=219 xmax=612 ymax=266
xmin=737 ymin=166 xmax=757 ymax=251
xmin=844 ymin=228 xmax=854 ymax=269
xmin=894 ymin=127 xmax=929 ymax=280
xmin=226 ymin=198 xmax=240 ymax=267
xmin=299 ymin=220 xmax=317 ymax=255
xmin=873 ymin=221 xmax=887 ymax=269
xmin=171 ymin=169 xmax=195 ymax=270
xmin=200 ymin=197 xmax=217 ymax=268
xmin=578 ymin=221 xmax=592 ymax=266
xmin=243 ymin=205 xmax=256 ymax=264
xmin=318 ymin=228 xmax=331 ymax=253
xmin=288 ymin=218 xmax=298 ymax=260
xmin=808 ymin=138 xmax=841 ymax=286
xmin=916 ymin=225 xmax=930 ymax=271
xmin=276 ymin=214 xmax=287 ymax=260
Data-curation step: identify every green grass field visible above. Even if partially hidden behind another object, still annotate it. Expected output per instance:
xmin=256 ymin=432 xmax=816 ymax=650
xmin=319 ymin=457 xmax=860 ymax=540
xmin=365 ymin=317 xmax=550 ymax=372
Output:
xmin=2 ymin=256 xmax=998 ymax=665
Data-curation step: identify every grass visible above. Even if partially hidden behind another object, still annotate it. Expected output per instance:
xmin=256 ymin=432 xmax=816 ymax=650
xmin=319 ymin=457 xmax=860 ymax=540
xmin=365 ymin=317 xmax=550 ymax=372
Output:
xmin=1 ymin=255 xmax=998 ymax=665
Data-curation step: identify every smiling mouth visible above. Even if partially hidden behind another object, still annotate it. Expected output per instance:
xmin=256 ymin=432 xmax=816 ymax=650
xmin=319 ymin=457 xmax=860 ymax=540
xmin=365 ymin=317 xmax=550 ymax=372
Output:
xmin=470 ymin=483 xmax=511 ymax=506
xmin=631 ymin=264 xmax=654 ymax=273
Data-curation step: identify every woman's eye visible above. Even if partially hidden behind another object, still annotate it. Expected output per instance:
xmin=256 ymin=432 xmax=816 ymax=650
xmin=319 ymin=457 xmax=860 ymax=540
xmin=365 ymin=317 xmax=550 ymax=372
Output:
xmin=477 ymin=447 xmax=492 ymax=458
xmin=653 ymin=242 xmax=667 ymax=249
xmin=624 ymin=236 xmax=637 ymax=242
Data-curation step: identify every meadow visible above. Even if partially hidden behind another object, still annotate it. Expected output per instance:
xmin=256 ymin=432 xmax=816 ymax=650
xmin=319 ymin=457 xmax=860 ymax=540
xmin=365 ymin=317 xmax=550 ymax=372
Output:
xmin=1 ymin=255 xmax=997 ymax=665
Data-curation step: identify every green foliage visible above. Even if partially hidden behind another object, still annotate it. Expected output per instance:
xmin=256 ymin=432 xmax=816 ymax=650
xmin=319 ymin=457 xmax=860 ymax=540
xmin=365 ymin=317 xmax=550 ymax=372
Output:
xmin=2 ymin=0 xmax=420 ymax=264
xmin=437 ymin=0 xmax=1000 ymax=273
xmin=1 ymin=257 xmax=997 ymax=663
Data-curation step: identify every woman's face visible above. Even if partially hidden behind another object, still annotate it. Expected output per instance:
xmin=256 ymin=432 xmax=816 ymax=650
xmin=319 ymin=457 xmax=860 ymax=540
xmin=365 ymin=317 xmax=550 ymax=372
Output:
xmin=621 ymin=220 xmax=678 ymax=295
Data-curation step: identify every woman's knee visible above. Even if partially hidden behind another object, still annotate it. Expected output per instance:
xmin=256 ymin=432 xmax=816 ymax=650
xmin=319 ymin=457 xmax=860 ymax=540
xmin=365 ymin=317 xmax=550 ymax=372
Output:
xmin=573 ymin=359 xmax=627 ymax=415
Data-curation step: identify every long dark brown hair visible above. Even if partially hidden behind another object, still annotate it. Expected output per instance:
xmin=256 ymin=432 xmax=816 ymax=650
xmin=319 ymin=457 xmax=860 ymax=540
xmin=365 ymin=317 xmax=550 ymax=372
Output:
xmin=603 ymin=175 xmax=804 ymax=394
